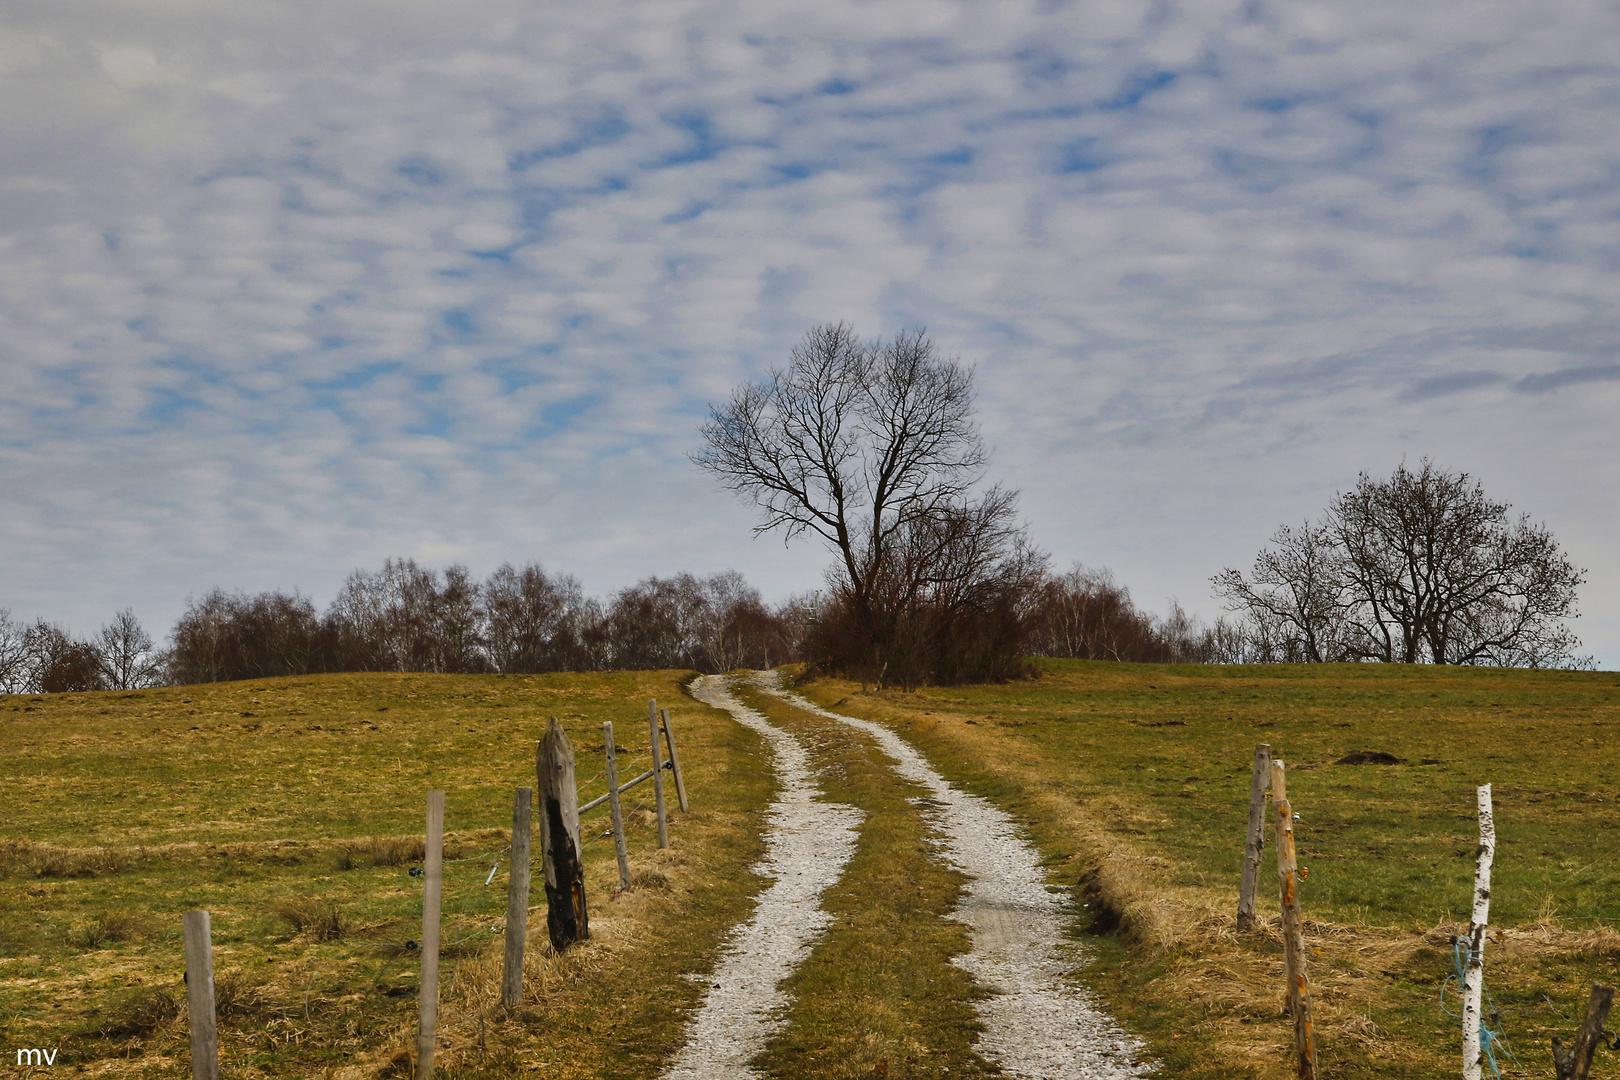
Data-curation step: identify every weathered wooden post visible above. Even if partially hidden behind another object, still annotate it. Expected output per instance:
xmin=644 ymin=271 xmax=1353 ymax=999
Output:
xmin=417 ymin=789 xmax=444 ymax=1078
xmin=538 ymin=718 xmax=588 ymax=949
xmin=1462 ymin=784 xmax=1496 ymax=1080
xmin=1271 ymin=760 xmax=1317 ymax=1080
xmin=1553 ymin=984 xmax=1615 ymax=1080
xmin=182 ymin=910 xmax=219 ymax=1080
xmin=603 ymin=721 xmax=631 ymax=890
xmin=648 ymin=699 xmax=669 ymax=849
xmin=661 ymin=707 xmax=689 ymax=812
xmin=501 ymin=787 xmax=531 ymax=1011
xmin=1237 ymin=742 xmax=1272 ymax=931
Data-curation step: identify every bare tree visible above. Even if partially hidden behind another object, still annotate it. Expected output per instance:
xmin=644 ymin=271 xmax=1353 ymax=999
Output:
xmin=0 ymin=608 xmax=32 ymax=693
xmin=696 ymin=323 xmax=1032 ymax=684
xmin=1212 ymin=521 xmax=1348 ymax=663
xmin=97 ymin=608 xmax=162 ymax=690
xmin=483 ymin=562 xmax=597 ymax=673
xmin=26 ymin=621 xmax=106 ymax=693
xmin=1215 ymin=461 xmax=1585 ymax=667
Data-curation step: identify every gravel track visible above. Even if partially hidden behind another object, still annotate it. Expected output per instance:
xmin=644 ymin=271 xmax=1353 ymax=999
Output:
xmin=756 ymin=673 xmax=1152 ymax=1080
xmin=661 ymin=675 xmax=863 ymax=1080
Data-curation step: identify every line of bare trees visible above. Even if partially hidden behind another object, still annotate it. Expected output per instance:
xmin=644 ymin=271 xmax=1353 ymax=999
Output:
xmin=0 ymin=562 xmax=804 ymax=693
xmin=0 ymin=608 xmax=165 ymax=695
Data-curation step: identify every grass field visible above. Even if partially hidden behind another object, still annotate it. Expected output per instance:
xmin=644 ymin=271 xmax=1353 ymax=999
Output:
xmin=0 ymin=671 xmax=777 ymax=1078
xmin=789 ymin=659 xmax=1620 ymax=1079
xmin=4 ymin=660 xmax=1617 ymax=1079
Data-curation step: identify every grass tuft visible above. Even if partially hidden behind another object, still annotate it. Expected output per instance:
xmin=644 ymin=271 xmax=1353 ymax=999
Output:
xmin=65 ymin=912 xmax=142 ymax=949
xmin=86 ymin=987 xmax=178 ymax=1039
xmin=271 ymin=896 xmax=349 ymax=941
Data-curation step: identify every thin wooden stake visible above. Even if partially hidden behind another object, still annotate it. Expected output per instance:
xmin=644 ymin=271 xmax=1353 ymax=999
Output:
xmin=1553 ymin=983 xmax=1615 ymax=1080
xmin=538 ymin=718 xmax=588 ymax=949
xmin=1237 ymin=742 xmax=1272 ymax=931
xmin=1271 ymin=760 xmax=1317 ymax=1080
xmin=648 ymin=699 xmax=668 ymax=849
xmin=417 ymin=789 xmax=444 ymax=1079
xmin=182 ymin=910 xmax=219 ymax=1080
xmin=603 ymin=721 xmax=630 ymax=891
xmin=501 ymin=787 xmax=531 ymax=1011
xmin=1462 ymin=784 xmax=1496 ymax=1080
xmin=661 ymin=707 xmax=688 ymax=812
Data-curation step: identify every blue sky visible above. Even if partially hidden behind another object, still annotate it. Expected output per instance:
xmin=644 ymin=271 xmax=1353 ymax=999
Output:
xmin=2 ymin=0 xmax=1617 ymax=666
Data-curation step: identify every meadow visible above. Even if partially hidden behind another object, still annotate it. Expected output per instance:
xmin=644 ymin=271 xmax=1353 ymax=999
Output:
xmin=0 ymin=671 xmax=777 ymax=1078
xmin=790 ymin=659 xmax=1620 ymax=1079
xmin=3 ymin=660 xmax=1617 ymax=1079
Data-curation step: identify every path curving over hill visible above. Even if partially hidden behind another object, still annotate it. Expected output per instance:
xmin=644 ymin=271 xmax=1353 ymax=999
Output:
xmin=756 ymin=672 xmax=1152 ymax=1080
xmin=661 ymin=674 xmax=863 ymax=1079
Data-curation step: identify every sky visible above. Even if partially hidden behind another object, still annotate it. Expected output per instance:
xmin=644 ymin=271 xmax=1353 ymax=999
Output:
xmin=2 ymin=0 xmax=1617 ymax=667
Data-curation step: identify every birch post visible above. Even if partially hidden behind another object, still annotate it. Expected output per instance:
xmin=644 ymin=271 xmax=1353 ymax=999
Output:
xmin=661 ymin=707 xmax=689 ymax=812
xmin=1237 ymin=742 xmax=1272 ymax=931
xmin=1461 ymin=784 xmax=1496 ymax=1080
xmin=1553 ymin=983 xmax=1615 ymax=1080
xmin=538 ymin=719 xmax=589 ymax=949
xmin=181 ymin=910 xmax=219 ymax=1080
xmin=417 ymin=789 xmax=444 ymax=1079
xmin=603 ymin=721 xmax=631 ymax=890
xmin=501 ymin=787 xmax=531 ymax=1011
xmin=648 ymin=699 xmax=669 ymax=849
xmin=1271 ymin=760 xmax=1317 ymax=1080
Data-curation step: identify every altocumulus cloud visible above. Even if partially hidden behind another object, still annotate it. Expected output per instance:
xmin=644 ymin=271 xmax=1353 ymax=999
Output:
xmin=1 ymin=0 xmax=1617 ymax=665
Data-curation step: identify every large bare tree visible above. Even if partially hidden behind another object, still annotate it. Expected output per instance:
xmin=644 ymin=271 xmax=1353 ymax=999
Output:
xmin=1215 ymin=461 xmax=1585 ymax=666
xmin=695 ymin=323 xmax=1037 ymax=685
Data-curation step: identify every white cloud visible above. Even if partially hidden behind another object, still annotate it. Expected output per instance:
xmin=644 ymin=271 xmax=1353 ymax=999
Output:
xmin=0 ymin=0 xmax=1617 ymax=664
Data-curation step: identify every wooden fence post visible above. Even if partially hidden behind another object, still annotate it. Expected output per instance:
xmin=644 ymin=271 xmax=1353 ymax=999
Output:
xmin=1553 ymin=983 xmax=1615 ymax=1080
xmin=1462 ymin=784 xmax=1496 ymax=1080
xmin=538 ymin=718 xmax=588 ymax=949
xmin=603 ymin=721 xmax=631 ymax=891
xmin=661 ymin=707 xmax=688 ymax=812
xmin=181 ymin=910 xmax=219 ymax=1080
xmin=1271 ymin=760 xmax=1317 ymax=1080
xmin=1237 ymin=742 xmax=1272 ymax=931
xmin=501 ymin=787 xmax=531 ymax=1011
xmin=648 ymin=699 xmax=668 ymax=849
xmin=417 ymin=789 xmax=444 ymax=1079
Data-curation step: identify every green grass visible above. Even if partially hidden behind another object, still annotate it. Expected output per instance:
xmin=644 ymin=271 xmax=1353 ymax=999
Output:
xmin=7 ymin=661 xmax=1617 ymax=1078
xmin=0 ymin=671 xmax=776 ymax=1078
xmin=789 ymin=659 xmax=1620 ymax=1080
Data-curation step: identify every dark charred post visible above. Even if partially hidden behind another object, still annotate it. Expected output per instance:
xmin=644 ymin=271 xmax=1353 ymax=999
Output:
xmin=537 ymin=719 xmax=589 ymax=950
xmin=661 ymin=707 xmax=689 ymax=812
xmin=1553 ymin=984 xmax=1614 ymax=1080
xmin=501 ymin=787 xmax=532 ymax=1010
xmin=1237 ymin=742 xmax=1272 ymax=931
xmin=1271 ymin=761 xmax=1318 ymax=1080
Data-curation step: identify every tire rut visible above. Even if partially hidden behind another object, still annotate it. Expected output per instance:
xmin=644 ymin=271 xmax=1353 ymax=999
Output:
xmin=661 ymin=674 xmax=863 ymax=1079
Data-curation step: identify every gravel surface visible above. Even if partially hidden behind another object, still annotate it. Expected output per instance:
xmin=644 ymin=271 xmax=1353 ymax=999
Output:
xmin=758 ymin=673 xmax=1153 ymax=1079
xmin=661 ymin=675 xmax=863 ymax=1080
